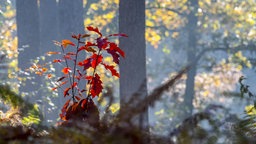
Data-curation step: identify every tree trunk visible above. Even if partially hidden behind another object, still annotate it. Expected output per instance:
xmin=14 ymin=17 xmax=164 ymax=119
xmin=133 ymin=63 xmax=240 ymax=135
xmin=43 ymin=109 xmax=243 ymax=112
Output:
xmin=119 ymin=0 xmax=148 ymax=132
xmin=39 ymin=0 xmax=59 ymax=124
xmin=183 ymin=0 xmax=198 ymax=117
xmin=16 ymin=0 xmax=41 ymax=100
xmin=58 ymin=0 xmax=84 ymax=40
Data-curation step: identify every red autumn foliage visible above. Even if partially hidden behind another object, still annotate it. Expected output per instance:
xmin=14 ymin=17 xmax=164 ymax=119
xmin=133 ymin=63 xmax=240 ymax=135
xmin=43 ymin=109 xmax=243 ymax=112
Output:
xmin=62 ymin=67 xmax=71 ymax=74
xmin=30 ymin=26 xmax=127 ymax=123
xmin=91 ymin=54 xmax=103 ymax=68
xmin=102 ymin=63 xmax=120 ymax=78
xmin=89 ymin=73 xmax=103 ymax=98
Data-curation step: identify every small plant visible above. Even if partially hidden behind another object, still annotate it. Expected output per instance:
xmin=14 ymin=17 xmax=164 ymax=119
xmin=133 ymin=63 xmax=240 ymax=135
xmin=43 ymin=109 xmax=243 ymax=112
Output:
xmin=29 ymin=26 xmax=127 ymax=124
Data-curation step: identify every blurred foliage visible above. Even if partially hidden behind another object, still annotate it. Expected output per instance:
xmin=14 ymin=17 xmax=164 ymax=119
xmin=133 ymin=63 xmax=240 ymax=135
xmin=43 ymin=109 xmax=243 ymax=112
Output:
xmin=0 ymin=75 xmax=250 ymax=143
xmin=0 ymin=85 xmax=41 ymax=125
xmin=84 ymin=0 xmax=119 ymax=34
xmin=0 ymin=0 xmax=18 ymax=88
xmin=150 ymin=62 xmax=242 ymax=135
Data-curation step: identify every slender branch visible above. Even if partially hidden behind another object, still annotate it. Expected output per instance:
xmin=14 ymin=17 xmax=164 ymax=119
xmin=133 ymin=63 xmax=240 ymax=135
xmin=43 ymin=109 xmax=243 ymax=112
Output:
xmin=71 ymin=38 xmax=81 ymax=100
xmin=60 ymin=45 xmax=74 ymax=101
xmin=146 ymin=25 xmax=182 ymax=33
xmin=195 ymin=43 xmax=256 ymax=64
xmin=116 ymin=66 xmax=188 ymax=123
xmin=146 ymin=6 xmax=186 ymax=17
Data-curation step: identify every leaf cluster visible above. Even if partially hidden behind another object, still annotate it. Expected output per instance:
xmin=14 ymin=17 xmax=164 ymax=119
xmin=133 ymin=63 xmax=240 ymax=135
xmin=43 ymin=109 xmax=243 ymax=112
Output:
xmin=29 ymin=26 xmax=127 ymax=122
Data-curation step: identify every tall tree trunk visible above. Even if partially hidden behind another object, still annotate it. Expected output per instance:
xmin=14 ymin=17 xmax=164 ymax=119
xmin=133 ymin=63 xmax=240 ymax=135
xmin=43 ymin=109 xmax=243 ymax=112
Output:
xmin=39 ymin=0 xmax=59 ymax=124
xmin=119 ymin=0 xmax=148 ymax=131
xmin=183 ymin=0 xmax=198 ymax=117
xmin=58 ymin=0 xmax=84 ymax=40
xmin=16 ymin=0 xmax=41 ymax=100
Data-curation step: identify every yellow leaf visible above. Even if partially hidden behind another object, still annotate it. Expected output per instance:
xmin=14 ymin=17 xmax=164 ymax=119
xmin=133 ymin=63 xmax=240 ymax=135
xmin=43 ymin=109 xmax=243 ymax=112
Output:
xmin=91 ymin=3 xmax=98 ymax=10
xmin=146 ymin=20 xmax=154 ymax=27
xmin=109 ymin=103 xmax=120 ymax=114
xmin=62 ymin=39 xmax=75 ymax=48
xmin=245 ymin=105 xmax=256 ymax=115
xmin=202 ymin=90 xmax=210 ymax=97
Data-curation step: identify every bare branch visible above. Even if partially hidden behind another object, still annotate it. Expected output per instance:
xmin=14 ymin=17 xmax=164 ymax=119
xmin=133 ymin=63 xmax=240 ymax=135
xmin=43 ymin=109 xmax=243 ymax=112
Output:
xmin=146 ymin=25 xmax=182 ymax=33
xmin=195 ymin=43 xmax=256 ymax=63
xmin=146 ymin=6 xmax=186 ymax=17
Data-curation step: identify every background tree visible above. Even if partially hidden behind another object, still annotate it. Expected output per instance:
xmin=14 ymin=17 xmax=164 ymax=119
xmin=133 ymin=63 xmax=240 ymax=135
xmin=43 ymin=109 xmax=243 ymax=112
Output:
xmin=39 ymin=0 xmax=59 ymax=123
xmin=0 ymin=0 xmax=16 ymax=83
xmin=119 ymin=0 xmax=148 ymax=130
xmin=58 ymin=0 xmax=84 ymax=40
xmin=183 ymin=0 xmax=199 ymax=117
xmin=16 ymin=0 xmax=41 ymax=100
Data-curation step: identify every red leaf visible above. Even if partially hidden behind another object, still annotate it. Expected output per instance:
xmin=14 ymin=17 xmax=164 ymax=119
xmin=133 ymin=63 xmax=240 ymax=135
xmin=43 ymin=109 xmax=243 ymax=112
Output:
xmin=59 ymin=80 xmax=68 ymax=87
xmin=81 ymin=89 xmax=86 ymax=93
xmin=52 ymin=87 xmax=58 ymax=91
xmin=109 ymin=42 xmax=125 ymax=57
xmin=57 ymin=76 xmax=66 ymax=82
xmin=97 ymin=37 xmax=108 ymax=49
xmin=47 ymin=74 xmax=52 ymax=78
xmin=71 ymin=102 xmax=79 ymax=111
xmin=72 ymin=34 xmax=81 ymax=40
xmin=75 ymin=96 xmax=81 ymax=101
xmin=60 ymin=99 xmax=71 ymax=120
xmin=62 ymin=39 xmax=75 ymax=48
xmin=107 ymin=49 xmax=120 ymax=64
xmin=108 ymin=33 xmax=128 ymax=37
xmin=87 ymin=26 xmax=102 ymax=37
xmin=64 ymin=87 xmax=71 ymax=97
xmin=75 ymin=70 xmax=83 ymax=80
xmin=72 ymin=82 xmax=77 ymax=88
xmin=62 ymin=67 xmax=71 ymax=74
xmin=53 ymin=59 xmax=62 ymax=63
xmin=91 ymin=54 xmax=103 ymax=68
xmin=63 ymin=55 xmax=72 ymax=60
xmin=85 ymin=76 xmax=93 ymax=80
xmin=81 ymin=99 xmax=87 ymax=108
xmin=102 ymin=63 xmax=120 ymax=78
xmin=86 ymin=47 xmax=96 ymax=53
xmin=78 ymin=58 xmax=91 ymax=71
xmin=78 ymin=45 xmax=96 ymax=53
xmin=66 ymin=52 xmax=76 ymax=55
xmin=78 ymin=45 xmax=86 ymax=52
xmin=90 ymin=73 xmax=103 ymax=97
xmin=63 ymin=99 xmax=71 ymax=111
xmin=86 ymin=41 xmax=97 ymax=47
xmin=77 ymin=69 xmax=82 ymax=76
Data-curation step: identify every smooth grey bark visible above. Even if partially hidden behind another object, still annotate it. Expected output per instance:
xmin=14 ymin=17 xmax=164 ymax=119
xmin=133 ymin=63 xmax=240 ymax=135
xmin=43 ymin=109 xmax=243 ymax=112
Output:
xmin=16 ymin=0 xmax=41 ymax=99
xmin=58 ymin=0 xmax=84 ymax=40
xmin=119 ymin=0 xmax=148 ymax=130
xmin=183 ymin=0 xmax=198 ymax=117
xmin=39 ymin=0 xmax=59 ymax=123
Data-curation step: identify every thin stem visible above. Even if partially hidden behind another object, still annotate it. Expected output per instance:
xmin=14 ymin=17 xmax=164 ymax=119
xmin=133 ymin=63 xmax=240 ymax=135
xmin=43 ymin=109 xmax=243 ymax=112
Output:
xmin=61 ymin=45 xmax=75 ymax=101
xmin=70 ymin=39 xmax=80 ymax=100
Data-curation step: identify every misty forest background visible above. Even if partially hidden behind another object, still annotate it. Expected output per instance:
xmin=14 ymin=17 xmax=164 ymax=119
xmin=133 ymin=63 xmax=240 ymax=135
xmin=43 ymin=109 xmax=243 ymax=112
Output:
xmin=1 ymin=0 xmax=256 ymax=143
